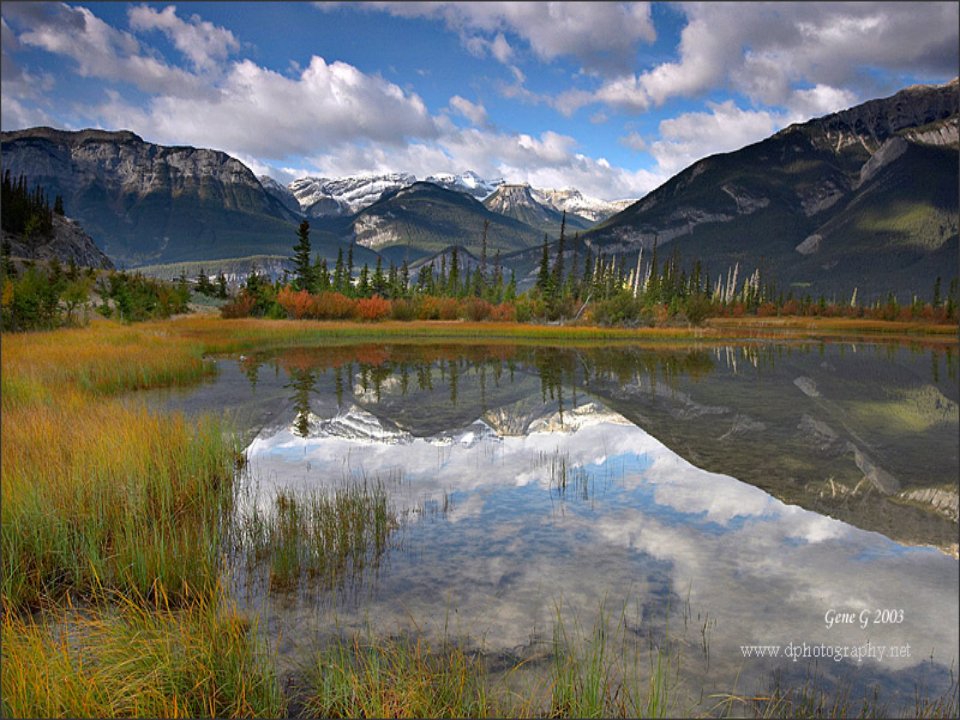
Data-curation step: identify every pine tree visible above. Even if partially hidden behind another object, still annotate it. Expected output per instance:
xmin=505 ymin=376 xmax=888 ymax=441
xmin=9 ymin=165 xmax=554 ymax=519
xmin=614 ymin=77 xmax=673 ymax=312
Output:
xmin=550 ymin=213 xmax=566 ymax=300
xmin=291 ymin=220 xmax=313 ymax=291
xmin=448 ymin=246 xmax=460 ymax=297
xmin=315 ymin=257 xmax=330 ymax=292
xmin=477 ymin=219 xmax=489 ymax=298
xmin=357 ymin=263 xmax=370 ymax=297
xmin=333 ymin=248 xmax=345 ymax=293
xmin=372 ymin=257 xmax=386 ymax=296
xmin=536 ymin=233 xmax=551 ymax=295
xmin=347 ymin=245 xmax=354 ymax=293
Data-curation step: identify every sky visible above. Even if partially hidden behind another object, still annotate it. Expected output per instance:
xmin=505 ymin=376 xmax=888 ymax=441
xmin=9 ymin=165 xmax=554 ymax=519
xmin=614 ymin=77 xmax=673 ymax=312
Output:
xmin=2 ymin=2 xmax=957 ymax=201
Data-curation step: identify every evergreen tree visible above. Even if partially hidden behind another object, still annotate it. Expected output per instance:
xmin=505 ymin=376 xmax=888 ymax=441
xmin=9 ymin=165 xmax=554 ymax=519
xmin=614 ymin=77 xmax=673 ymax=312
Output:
xmin=333 ymin=248 xmax=345 ymax=293
xmin=505 ymin=269 xmax=517 ymax=302
xmin=216 ymin=271 xmax=228 ymax=299
xmin=291 ymin=220 xmax=313 ymax=291
xmin=477 ymin=219 xmax=489 ymax=298
xmin=448 ymin=246 xmax=460 ymax=297
xmin=347 ymin=245 xmax=355 ymax=294
xmin=536 ymin=233 xmax=551 ymax=295
xmin=372 ymin=257 xmax=386 ymax=296
xmin=400 ymin=259 xmax=410 ymax=297
xmin=315 ymin=257 xmax=331 ymax=292
xmin=54 ymin=194 xmax=64 ymax=216
xmin=550 ymin=213 xmax=566 ymax=300
xmin=357 ymin=263 xmax=370 ymax=297
xmin=196 ymin=268 xmax=213 ymax=296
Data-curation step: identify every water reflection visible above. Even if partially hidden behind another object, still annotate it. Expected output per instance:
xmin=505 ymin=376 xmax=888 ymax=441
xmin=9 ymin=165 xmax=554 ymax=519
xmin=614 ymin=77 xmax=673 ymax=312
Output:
xmin=146 ymin=340 xmax=958 ymax=712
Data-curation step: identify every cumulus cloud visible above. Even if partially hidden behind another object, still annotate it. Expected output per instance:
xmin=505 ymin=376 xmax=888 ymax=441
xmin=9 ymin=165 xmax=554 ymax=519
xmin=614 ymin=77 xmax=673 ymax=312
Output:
xmin=563 ymin=2 xmax=958 ymax=116
xmin=7 ymin=2 xmax=207 ymax=97
xmin=619 ymin=131 xmax=647 ymax=152
xmin=90 ymin=56 xmax=438 ymax=158
xmin=321 ymin=2 xmax=657 ymax=76
xmin=647 ymin=101 xmax=782 ymax=176
xmin=448 ymin=95 xmax=489 ymax=127
xmin=127 ymin=4 xmax=239 ymax=73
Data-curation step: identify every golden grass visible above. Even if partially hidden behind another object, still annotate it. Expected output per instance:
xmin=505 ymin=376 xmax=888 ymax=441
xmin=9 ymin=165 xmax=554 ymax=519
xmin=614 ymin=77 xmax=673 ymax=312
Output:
xmin=1 ymin=588 xmax=284 ymax=719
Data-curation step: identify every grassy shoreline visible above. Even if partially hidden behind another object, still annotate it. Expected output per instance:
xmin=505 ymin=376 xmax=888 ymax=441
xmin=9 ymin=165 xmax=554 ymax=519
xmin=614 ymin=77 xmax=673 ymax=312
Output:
xmin=2 ymin=315 xmax=956 ymax=718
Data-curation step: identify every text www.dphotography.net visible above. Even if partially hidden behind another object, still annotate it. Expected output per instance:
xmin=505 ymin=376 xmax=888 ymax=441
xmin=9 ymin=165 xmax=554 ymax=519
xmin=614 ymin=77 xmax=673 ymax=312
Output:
xmin=740 ymin=641 xmax=911 ymax=663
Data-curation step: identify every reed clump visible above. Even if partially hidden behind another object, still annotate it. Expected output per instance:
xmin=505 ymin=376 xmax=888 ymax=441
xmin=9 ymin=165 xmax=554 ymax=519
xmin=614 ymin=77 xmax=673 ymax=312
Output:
xmin=1 ymin=321 xmax=234 ymax=610
xmin=302 ymin=633 xmax=492 ymax=719
xmin=1 ymin=586 xmax=284 ymax=719
xmin=236 ymin=483 xmax=396 ymax=592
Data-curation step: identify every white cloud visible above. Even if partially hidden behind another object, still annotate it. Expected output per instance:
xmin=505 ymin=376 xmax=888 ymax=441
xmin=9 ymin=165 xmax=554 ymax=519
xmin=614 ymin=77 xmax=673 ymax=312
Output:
xmin=9 ymin=2 xmax=207 ymax=97
xmin=619 ymin=131 xmax=647 ymax=152
xmin=127 ymin=4 xmax=239 ymax=73
xmin=85 ymin=55 xmax=438 ymax=159
xmin=321 ymin=2 xmax=657 ymax=75
xmin=648 ymin=101 xmax=782 ymax=176
xmin=571 ymin=2 xmax=958 ymax=116
xmin=448 ymin=95 xmax=489 ymax=127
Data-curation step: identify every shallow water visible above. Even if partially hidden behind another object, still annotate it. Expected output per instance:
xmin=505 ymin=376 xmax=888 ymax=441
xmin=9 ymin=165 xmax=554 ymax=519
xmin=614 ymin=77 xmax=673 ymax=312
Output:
xmin=148 ymin=340 xmax=959 ymax=714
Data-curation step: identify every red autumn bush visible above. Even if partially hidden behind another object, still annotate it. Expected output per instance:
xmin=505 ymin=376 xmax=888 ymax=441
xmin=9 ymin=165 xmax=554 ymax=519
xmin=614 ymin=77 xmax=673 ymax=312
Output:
xmin=314 ymin=291 xmax=357 ymax=320
xmin=220 ymin=291 xmax=257 ymax=318
xmin=463 ymin=297 xmax=492 ymax=321
xmin=489 ymin=302 xmax=516 ymax=322
xmin=756 ymin=301 xmax=778 ymax=317
xmin=356 ymin=295 xmax=391 ymax=321
xmin=277 ymin=285 xmax=313 ymax=319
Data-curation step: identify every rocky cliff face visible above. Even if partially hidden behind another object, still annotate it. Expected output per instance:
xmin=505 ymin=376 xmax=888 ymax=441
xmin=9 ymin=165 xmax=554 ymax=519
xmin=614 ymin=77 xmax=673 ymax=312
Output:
xmin=3 ymin=213 xmax=114 ymax=269
xmin=585 ymin=79 xmax=959 ymax=301
xmin=0 ymin=128 xmax=297 ymax=266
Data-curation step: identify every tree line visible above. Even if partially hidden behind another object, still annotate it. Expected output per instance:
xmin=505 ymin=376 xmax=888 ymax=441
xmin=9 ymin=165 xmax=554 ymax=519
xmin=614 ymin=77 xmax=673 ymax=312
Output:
xmin=223 ymin=215 xmax=959 ymax=325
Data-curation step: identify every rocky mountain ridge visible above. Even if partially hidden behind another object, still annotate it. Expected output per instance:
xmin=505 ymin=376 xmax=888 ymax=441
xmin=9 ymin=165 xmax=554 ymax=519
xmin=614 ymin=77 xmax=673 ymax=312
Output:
xmin=0 ymin=127 xmax=298 ymax=266
xmin=583 ymin=78 xmax=959 ymax=301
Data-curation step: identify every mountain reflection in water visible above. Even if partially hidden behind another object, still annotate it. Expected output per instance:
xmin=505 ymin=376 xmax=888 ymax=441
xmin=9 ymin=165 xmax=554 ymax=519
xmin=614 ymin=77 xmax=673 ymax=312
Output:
xmin=147 ymin=341 xmax=959 ymax=711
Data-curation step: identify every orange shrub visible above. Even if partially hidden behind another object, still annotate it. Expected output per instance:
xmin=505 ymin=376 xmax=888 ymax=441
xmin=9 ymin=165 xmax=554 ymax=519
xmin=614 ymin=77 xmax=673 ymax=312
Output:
xmin=489 ymin=302 xmax=516 ymax=322
xmin=277 ymin=285 xmax=314 ymax=319
xmin=314 ymin=291 xmax=357 ymax=320
xmin=356 ymin=295 xmax=391 ymax=321
xmin=437 ymin=297 xmax=461 ymax=320
xmin=463 ymin=297 xmax=492 ymax=321
xmin=756 ymin=301 xmax=778 ymax=317
xmin=220 ymin=292 xmax=256 ymax=318
xmin=417 ymin=295 xmax=460 ymax=320
xmin=780 ymin=299 xmax=800 ymax=316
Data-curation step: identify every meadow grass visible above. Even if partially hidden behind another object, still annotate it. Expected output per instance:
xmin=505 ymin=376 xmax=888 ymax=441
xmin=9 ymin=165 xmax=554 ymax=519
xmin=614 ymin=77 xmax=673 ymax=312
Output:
xmin=1 ymin=586 xmax=284 ymax=719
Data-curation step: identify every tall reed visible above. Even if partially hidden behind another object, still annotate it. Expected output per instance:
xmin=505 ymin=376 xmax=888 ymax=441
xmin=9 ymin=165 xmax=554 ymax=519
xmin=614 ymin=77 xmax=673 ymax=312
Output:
xmin=1 ymin=586 xmax=284 ymax=718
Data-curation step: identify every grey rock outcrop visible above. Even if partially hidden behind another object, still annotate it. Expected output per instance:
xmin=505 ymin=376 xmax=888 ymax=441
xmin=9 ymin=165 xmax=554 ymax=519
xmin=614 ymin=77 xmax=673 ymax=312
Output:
xmin=3 ymin=213 xmax=113 ymax=269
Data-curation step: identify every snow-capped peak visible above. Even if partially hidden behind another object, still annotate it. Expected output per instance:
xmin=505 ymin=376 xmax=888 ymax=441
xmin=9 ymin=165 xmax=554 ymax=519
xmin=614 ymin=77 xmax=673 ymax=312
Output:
xmin=531 ymin=187 xmax=634 ymax=223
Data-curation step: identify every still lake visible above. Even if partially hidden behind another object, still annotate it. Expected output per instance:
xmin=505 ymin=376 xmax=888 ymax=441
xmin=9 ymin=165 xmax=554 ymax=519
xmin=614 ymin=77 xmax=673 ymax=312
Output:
xmin=148 ymin=339 xmax=959 ymax=714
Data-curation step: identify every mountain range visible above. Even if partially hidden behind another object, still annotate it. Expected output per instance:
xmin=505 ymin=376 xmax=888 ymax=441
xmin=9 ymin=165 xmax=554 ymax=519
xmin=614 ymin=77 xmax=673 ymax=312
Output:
xmin=1 ymin=78 xmax=956 ymax=298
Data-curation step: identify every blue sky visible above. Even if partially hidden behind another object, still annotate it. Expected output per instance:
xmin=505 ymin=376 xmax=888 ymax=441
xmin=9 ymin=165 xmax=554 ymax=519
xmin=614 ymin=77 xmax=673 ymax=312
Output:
xmin=2 ymin=2 xmax=957 ymax=200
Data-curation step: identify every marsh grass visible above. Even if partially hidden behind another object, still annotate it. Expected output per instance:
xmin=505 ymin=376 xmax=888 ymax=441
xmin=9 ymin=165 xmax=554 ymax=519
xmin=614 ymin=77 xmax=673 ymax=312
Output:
xmin=1 ymin=321 xmax=239 ymax=610
xmin=1 ymin=398 xmax=235 ymax=609
xmin=234 ymin=483 xmax=397 ymax=593
xmin=0 ymin=586 xmax=284 ymax=719
xmin=301 ymin=633 xmax=493 ymax=719
xmin=549 ymin=603 xmax=676 ymax=719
